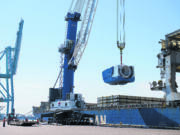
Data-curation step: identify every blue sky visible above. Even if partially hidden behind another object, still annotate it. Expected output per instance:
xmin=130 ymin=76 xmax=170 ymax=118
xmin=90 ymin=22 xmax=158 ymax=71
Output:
xmin=0 ymin=0 xmax=180 ymax=113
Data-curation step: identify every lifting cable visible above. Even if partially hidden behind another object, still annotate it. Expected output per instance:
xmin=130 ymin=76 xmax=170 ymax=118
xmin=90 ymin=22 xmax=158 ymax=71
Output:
xmin=117 ymin=0 xmax=125 ymax=65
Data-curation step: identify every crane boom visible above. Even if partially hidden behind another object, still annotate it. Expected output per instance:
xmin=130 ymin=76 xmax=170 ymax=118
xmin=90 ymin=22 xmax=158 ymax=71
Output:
xmin=12 ymin=19 xmax=24 ymax=75
xmin=68 ymin=0 xmax=98 ymax=67
xmin=70 ymin=0 xmax=85 ymax=14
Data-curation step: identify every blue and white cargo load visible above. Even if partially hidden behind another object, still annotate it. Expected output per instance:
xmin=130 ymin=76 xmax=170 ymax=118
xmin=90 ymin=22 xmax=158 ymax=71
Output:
xmin=102 ymin=65 xmax=135 ymax=85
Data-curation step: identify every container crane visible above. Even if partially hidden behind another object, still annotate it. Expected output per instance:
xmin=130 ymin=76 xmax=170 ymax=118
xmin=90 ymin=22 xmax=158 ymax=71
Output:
xmin=0 ymin=19 xmax=24 ymax=115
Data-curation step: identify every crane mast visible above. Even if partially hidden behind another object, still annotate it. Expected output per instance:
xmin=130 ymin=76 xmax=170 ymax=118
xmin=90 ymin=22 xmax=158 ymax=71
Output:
xmin=53 ymin=0 xmax=98 ymax=101
xmin=62 ymin=11 xmax=81 ymax=100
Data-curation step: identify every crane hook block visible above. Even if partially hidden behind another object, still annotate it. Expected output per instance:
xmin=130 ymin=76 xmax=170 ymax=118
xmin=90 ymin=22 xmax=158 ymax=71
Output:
xmin=102 ymin=65 xmax=135 ymax=85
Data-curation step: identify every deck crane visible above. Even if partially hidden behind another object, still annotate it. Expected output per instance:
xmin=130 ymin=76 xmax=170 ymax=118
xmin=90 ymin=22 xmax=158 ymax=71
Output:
xmin=0 ymin=20 xmax=24 ymax=115
xmin=102 ymin=0 xmax=135 ymax=85
xmin=151 ymin=29 xmax=180 ymax=105
xmin=44 ymin=0 xmax=98 ymax=124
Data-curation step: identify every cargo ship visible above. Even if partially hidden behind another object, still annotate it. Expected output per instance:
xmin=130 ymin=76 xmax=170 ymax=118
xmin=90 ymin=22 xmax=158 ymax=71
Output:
xmin=83 ymin=95 xmax=180 ymax=128
xmin=33 ymin=94 xmax=180 ymax=128
xmin=33 ymin=29 xmax=180 ymax=128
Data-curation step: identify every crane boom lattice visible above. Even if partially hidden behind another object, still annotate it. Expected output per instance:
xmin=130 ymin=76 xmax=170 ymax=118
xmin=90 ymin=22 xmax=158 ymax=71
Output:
xmin=68 ymin=0 xmax=98 ymax=67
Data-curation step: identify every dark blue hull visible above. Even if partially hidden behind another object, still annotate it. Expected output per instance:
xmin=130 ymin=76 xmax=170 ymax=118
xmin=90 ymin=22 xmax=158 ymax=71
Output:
xmin=82 ymin=107 xmax=180 ymax=128
xmin=34 ymin=107 xmax=180 ymax=128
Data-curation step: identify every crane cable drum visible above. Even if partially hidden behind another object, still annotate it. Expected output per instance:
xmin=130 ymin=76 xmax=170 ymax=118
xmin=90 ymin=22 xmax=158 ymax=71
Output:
xmin=117 ymin=0 xmax=125 ymax=65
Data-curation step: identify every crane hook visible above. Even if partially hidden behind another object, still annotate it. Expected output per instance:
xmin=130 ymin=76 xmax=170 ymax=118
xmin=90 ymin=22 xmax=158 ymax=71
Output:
xmin=117 ymin=41 xmax=125 ymax=65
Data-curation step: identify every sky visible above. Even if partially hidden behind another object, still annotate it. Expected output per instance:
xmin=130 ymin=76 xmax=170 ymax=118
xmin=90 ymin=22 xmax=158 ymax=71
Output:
xmin=0 ymin=0 xmax=180 ymax=114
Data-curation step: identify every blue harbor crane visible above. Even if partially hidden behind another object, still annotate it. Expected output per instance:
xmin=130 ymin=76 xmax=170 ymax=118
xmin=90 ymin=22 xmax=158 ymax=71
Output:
xmin=51 ymin=0 xmax=98 ymax=102
xmin=45 ymin=0 xmax=98 ymax=124
xmin=0 ymin=20 xmax=24 ymax=115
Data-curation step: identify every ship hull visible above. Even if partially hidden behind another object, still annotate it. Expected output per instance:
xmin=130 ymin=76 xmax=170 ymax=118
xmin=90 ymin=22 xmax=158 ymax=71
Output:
xmin=82 ymin=107 xmax=180 ymax=128
xmin=34 ymin=107 xmax=180 ymax=128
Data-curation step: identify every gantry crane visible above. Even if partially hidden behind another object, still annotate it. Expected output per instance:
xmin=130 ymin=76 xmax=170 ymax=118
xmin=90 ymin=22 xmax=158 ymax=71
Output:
xmin=0 ymin=19 xmax=24 ymax=115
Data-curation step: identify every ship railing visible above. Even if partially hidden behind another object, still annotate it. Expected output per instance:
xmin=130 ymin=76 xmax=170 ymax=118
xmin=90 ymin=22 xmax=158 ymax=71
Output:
xmin=33 ymin=103 xmax=167 ymax=114
xmin=85 ymin=103 xmax=166 ymax=110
